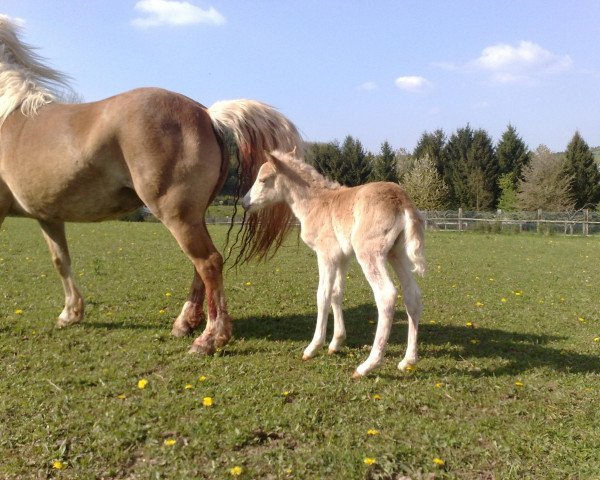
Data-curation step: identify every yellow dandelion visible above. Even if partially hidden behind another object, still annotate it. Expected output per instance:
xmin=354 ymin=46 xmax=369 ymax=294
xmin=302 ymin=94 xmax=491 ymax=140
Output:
xmin=159 ymin=309 xmax=166 ymax=314
xmin=470 ymin=339 xmax=480 ymax=345
xmin=117 ymin=393 xmax=127 ymax=399
xmin=244 ymin=281 xmax=252 ymax=286
xmin=373 ymin=394 xmax=382 ymax=401
xmin=513 ymin=290 xmax=523 ymax=296
xmin=202 ymin=396 xmax=213 ymax=407
xmin=515 ymin=381 xmax=524 ymax=388
xmin=52 ymin=460 xmax=66 ymax=470
xmin=500 ymin=298 xmax=507 ymax=303
xmin=229 ymin=466 xmax=243 ymax=476
xmin=282 ymin=391 xmax=290 ymax=396
xmin=164 ymin=438 xmax=177 ymax=446
xmin=594 ymin=337 xmax=600 ymax=343
xmin=404 ymin=364 xmax=415 ymax=372
xmin=578 ymin=317 xmax=586 ymax=323
xmin=475 ymin=301 xmax=484 ymax=307
xmin=198 ymin=375 xmax=207 ymax=382
xmin=184 ymin=384 xmax=194 ymax=390
xmin=15 ymin=309 xmax=23 ymax=315
xmin=363 ymin=457 xmax=376 ymax=465
xmin=165 ymin=292 xmax=172 ymax=297
xmin=433 ymin=457 xmax=445 ymax=466
xmin=434 ymin=382 xmax=443 ymax=388
xmin=137 ymin=378 xmax=148 ymax=389
xmin=465 ymin=322 xmax=473 ymax=328
xmin=429 ymin=320 xmax=437 ymax=324
xmin=367 ymin=429 xmax=380 ymax=436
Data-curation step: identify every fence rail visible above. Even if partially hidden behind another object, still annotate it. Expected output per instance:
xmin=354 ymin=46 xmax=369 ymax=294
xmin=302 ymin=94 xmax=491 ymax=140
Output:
xmin=423 ymin=208 xmax=600 ymax=235
xmin=143 ymin=208 xmax=600 ymax=236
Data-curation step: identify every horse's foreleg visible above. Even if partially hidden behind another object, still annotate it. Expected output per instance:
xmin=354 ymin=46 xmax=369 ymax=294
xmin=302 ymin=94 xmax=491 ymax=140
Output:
xmin=38 ymin=221 xmax=84 ymax=327
xmin=303 ymin=253 xmax=335 ymax=360
xmin=172 ymin=270 xmax=206 ymax=337
xmin=353 ymin=252 xmax=397 ymax=377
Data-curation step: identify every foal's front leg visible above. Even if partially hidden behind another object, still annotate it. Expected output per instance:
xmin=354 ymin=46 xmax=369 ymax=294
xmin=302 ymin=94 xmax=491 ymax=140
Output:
xmin=303 ymin=253 xmax=336 ymax=360
xmin=38 ymin=221 xmax=84 ymax=327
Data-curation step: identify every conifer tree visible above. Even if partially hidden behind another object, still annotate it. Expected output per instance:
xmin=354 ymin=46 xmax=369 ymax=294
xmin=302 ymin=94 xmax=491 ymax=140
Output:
xmin=371 ymin=141 xmax=399 ymax=183
xmin=338 ymin=135 xmax=372 ymax=186
xmin=413 ymin=129 xmax=446 ymax=176
xmin=306 ymin=141 xmax=343 ymax=184
xmin=496 ymin=124 xmax=531 ymax=181
xmin=564 ymin=131 xmax=600 ymax=209
xmin=402 ymin=155 xmax=449 ymax=210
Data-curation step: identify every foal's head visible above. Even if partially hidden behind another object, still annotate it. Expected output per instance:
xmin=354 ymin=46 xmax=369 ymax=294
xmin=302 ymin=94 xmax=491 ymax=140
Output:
xmin=242 ymin=152 xmax=289 ymax=213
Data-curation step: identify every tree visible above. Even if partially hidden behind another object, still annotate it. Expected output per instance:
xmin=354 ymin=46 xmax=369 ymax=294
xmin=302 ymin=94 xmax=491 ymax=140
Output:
xmin=338 ymin=135 xmax=372 ymax=186
xmin=497 ymin=173 xmax=518 ymax=211
xmin=370 ymin=141 xmax=399 ymax=183
xmin=402 ymin=155 xmax=450 ymax=210
xmin=496 ymin=124 xmax=531 ymax=182
xmin=518 ymin=145 xmax=574 ymax=211
xmin=442 ymin=126 xmax=499 ymax=210
xmin=563 ymin=131 xmax=600 ymax=209
xmin=306 ymin=141 xmax=342 ymax=184
xmin=413 ymin=129 xmax=446 ymax=175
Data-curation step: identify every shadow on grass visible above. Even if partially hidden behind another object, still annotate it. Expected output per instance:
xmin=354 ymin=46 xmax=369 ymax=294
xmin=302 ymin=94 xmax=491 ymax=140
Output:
xmin=232 ymin=303 xmax=600 ymax=377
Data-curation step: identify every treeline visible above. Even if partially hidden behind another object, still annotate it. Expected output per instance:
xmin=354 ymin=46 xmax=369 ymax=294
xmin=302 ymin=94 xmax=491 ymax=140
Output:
xmin=303 ymin=126 xmax=600 ymax=212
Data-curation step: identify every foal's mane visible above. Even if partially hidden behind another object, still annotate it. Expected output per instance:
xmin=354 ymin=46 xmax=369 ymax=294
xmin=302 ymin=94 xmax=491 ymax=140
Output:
xmin=272 ymin=150 xmax=342 ymax=190
xmin=0 ymin=16 xmax=72 ymax=125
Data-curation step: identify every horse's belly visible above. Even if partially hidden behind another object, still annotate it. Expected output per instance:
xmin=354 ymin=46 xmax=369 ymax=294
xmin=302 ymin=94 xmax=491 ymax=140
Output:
xmin=9 ymin=183 xmax=143 ymax=222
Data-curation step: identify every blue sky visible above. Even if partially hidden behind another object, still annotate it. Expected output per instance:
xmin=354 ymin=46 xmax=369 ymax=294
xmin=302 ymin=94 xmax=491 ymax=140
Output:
xmin=3 ymin=1 xmax=600 ymax=153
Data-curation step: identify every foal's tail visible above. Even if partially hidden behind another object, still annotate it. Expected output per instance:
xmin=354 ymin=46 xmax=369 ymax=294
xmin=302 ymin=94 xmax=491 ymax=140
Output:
xmin=207 ymin=100 xmax=303 ymax=263
xmin=404 ymin=208 xmax=426 ymax=276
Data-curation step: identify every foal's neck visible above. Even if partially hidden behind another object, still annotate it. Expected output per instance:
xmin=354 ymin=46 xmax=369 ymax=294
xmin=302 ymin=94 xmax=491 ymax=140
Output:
xmin=283 ymin=177 xmax=330 ymax=223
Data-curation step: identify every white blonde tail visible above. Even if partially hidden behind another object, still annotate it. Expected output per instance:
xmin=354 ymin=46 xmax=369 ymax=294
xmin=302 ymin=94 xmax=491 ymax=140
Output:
xmin=404 ymin=209 xmax=426 ymax=276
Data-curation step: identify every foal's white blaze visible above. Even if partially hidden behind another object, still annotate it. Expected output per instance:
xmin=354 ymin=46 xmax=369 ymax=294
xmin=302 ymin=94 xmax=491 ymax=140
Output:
xmin=244 ymin=151 xmax=425 ymax=377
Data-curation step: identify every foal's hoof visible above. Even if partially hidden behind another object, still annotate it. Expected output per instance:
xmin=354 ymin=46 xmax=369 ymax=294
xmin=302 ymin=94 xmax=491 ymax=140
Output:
xmin=301 ymin=354 xmax=313 ymax=361
xmin=57 ymin=315 xmax=83 ymax=328
xmin=352 ymin=370 xmax=363 ymax=380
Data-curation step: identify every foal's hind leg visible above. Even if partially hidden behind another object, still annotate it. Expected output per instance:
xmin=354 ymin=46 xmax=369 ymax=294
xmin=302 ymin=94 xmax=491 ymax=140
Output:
xmin=353 ymin=251 xmax=397 ymax=377
xmin=163 ymin=220 xmax=231 ymax=354
xmin=38 ymin=221 xmax=84 ymax=327
xmin=171 ymin=270 xmax=206 ymax=337
xmin=389 ymin=243 xmax=423 ymax=371
xmin=328 ymin=257 xmax=350 ymax=354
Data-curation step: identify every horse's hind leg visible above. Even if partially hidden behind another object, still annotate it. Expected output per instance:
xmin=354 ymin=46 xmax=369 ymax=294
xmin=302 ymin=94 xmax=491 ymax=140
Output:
xmin=38 ymin=221 xmax=84 ymax=327
xmin=171 ymin=270 xmax=206 ymax=337
xmin=163 ymin=219 xmax=231 ymax=354
xmin=354 ymin=251 xmax=397 ymax=377
xmin=388 ymin=241 xmax=423 ymax=371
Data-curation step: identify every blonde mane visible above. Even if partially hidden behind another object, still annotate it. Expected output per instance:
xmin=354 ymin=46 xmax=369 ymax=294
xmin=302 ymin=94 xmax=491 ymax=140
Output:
xmin=271 ymin=149 xmax=342 ymax=190
xmin=0 ymin=16 xmax=72 ymax=125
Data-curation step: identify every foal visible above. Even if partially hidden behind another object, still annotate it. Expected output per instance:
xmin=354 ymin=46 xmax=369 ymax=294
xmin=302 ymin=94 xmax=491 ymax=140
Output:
xmin=242 ymin=151 xmax=425 ymax=377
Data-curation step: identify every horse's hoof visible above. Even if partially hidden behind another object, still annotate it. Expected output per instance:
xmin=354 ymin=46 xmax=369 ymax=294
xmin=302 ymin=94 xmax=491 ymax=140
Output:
xmin=327 ymin=348 xmax=338 ymax=355
xmin=352 ymin=370 xmax=363 ymax=379
xmin=57 ymin=316 xmax=82 ymax=328
xmin=171 ymin=325 xmax=192 ymax=337
xmin=189 ymin=342 xmax=216 ymax=356
xmin=302 ymin=354 xmax=313 ymax=361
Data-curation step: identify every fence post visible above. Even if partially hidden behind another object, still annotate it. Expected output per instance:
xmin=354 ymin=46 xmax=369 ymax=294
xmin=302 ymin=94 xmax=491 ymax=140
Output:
xmin=537 ymin=209 xmax=542 ymax=234
xmin=458 ymin=208 xmax=463 ymax=232
xmin=584 ymin=209 xmax=589 ymax=236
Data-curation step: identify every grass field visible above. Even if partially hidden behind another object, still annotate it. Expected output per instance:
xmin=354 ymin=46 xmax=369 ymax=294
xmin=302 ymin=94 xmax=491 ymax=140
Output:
xmin=1 ymin=217 xmax=599 ymax=479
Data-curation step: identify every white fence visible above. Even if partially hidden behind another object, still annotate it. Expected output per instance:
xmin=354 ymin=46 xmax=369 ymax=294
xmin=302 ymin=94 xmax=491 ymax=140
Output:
xmin=197 ymin=208 xmax=600 ymax=236
xmin=424 ymin=209 xmax=600 ymax=235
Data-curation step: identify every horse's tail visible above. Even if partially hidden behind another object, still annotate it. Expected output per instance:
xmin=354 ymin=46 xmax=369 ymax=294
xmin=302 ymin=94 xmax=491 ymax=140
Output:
xmin=207 ymin=99 xmax=303 ymax=263
xmin=403 ymin=208 xmax=426 ymax=276
xmin=0 ymin=16 xmax=72 ymax=125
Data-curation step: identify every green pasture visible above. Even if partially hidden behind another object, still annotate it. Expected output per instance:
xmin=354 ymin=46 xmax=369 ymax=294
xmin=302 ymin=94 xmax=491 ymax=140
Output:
xmin=1 ymin=218 xmax=599 ymax=479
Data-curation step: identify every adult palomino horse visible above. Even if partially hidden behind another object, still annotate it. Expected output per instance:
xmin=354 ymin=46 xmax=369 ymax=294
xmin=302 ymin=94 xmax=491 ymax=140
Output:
xmin=0 ymin=17 xmax=302 ymax=354
xmin=243 ymin=151 xmax=425 ymax=377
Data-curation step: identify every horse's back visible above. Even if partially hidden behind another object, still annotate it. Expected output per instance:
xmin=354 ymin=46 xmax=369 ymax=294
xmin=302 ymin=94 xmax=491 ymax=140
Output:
xmin=0 ymin=88 xmax=223 ymax=222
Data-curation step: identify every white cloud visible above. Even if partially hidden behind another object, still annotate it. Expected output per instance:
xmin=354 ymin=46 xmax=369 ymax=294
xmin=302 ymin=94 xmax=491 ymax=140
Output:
xmin=359 ymin=81 xmax=377 ymax=91
xmin=395 ymin=75 xmax=432 ymax=92
xmin=473 ymin=41 xmax=571 ymax=84
xmin=132 ymin=0 xmax=226 ymax=28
